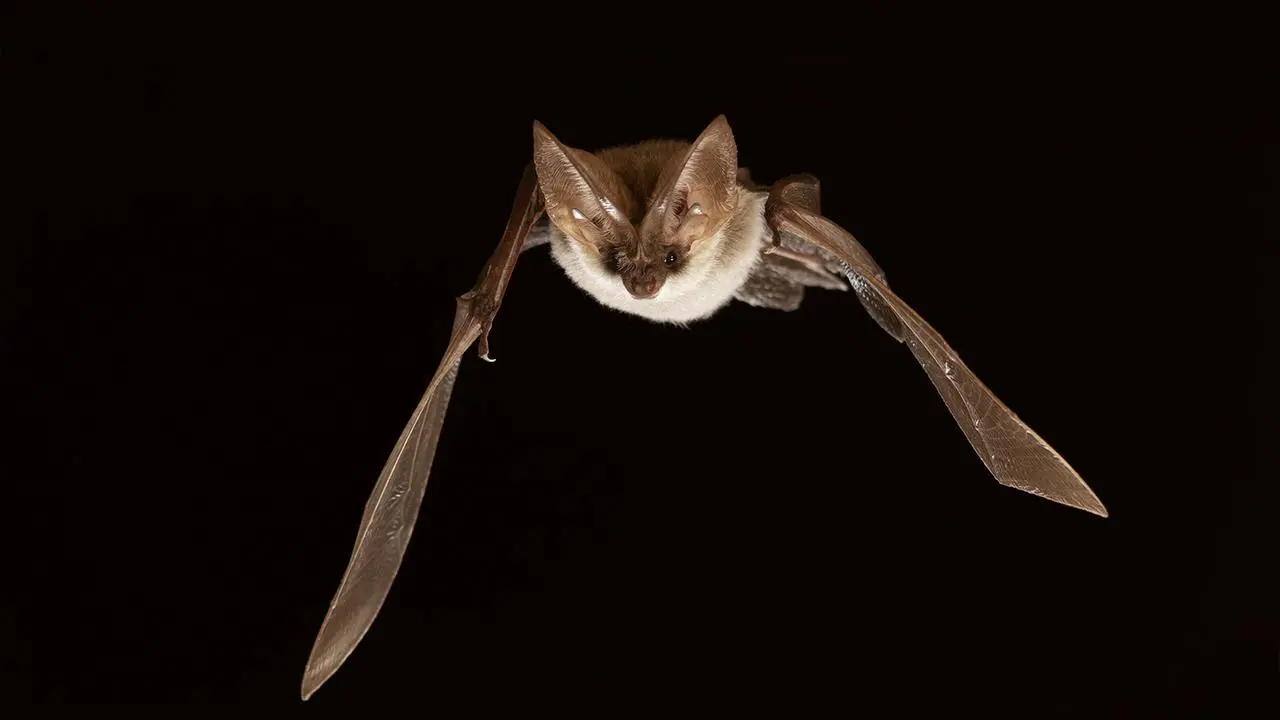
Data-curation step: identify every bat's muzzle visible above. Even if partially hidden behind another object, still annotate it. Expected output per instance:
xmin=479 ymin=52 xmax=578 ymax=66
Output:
xmin=624 ymin=275 xmax=662 ymax=299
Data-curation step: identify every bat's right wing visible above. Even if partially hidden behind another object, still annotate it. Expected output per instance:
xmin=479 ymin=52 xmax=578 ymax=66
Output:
xmin=764 ymin=174 xmax=1108 ymax=518
xmin=301 ymin=164 xmax=545 ymax=700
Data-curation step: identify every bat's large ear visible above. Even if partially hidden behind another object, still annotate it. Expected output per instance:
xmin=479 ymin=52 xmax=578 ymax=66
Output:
xmin=532 ymin=120 xmax=634 ymax=248
xmin=642 ymin=115 xmax=739 ymax=248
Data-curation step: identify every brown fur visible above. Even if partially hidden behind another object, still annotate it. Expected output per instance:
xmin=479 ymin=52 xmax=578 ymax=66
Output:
xmin=590 ymin=139 xmax=692 ymax=220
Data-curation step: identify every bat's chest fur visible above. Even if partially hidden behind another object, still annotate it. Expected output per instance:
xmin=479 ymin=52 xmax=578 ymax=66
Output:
xmin=548 ymin=191 xmax=768 ymax=324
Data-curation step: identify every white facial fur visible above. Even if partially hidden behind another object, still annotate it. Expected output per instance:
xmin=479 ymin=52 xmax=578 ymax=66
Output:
xmin=547 ymin=188 xmax=767 ymax=325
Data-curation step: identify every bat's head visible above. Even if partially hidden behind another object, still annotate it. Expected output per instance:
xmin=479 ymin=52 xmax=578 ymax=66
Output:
xmin=532 ymin=116 xmax=741 ymax=302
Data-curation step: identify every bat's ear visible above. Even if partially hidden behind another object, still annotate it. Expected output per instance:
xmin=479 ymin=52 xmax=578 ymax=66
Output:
xmin=531 ymin=120 xmax=634 ymax=248
xmin=643 ymin=115 xmax=739 ymax=248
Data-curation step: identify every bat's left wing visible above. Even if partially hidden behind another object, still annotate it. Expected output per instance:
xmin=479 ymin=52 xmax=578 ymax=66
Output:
xmin=301 ymin=164 xmax=545 ymax=700
xmin=764 ymin=174 xmax=1108 ymax=517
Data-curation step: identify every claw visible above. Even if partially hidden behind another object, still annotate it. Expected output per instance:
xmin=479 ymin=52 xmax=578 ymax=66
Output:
xmin=477 ymin=319 xmax=496 ymax=362
xmin=456 ymin=291 xmax=499 ymax=363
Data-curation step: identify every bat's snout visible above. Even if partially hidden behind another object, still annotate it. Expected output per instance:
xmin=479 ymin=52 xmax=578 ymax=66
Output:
xmin=624 ymin=274 xmax=662 ymax=299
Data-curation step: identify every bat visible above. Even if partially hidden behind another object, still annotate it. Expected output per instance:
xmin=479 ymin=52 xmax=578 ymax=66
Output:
xmin=299 ymin=115 xmax=1108 ymax=699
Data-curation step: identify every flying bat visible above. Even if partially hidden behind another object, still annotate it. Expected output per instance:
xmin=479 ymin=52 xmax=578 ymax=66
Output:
xmin=299 ymin=115 xmax=1108 ymax=699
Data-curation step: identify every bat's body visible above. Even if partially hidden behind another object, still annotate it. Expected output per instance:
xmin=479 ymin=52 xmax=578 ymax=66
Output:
xmin=299 ymin=117 xmax=1108 ymax=700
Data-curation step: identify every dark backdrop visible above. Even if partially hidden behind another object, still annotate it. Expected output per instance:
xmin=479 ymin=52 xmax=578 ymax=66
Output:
xmin=6 ymin=9 xmax=1270 ymax=714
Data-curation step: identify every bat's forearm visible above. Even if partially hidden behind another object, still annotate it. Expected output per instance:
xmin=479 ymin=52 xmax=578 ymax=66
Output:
xmin=477 ymin=163 xmax=544 ymax=298
xmin=459 ymin=162 xmax=545 ymax=359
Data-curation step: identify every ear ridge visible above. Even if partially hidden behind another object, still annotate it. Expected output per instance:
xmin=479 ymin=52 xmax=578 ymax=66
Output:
xmin=644 ymin=115 xmax=740 ymax=244
xmin=532 ymin=121 xmax=632 ymax=246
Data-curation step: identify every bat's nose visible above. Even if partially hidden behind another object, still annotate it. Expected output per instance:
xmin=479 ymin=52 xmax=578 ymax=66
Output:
xmin=626 ymin=275 xmax=661 ymax=299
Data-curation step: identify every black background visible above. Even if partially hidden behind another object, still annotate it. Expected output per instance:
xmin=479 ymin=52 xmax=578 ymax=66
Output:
xmin=6 ymin=8 xmax=1271 ymax=714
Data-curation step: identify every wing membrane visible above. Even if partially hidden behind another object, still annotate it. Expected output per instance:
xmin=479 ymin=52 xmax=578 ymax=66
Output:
xmin=301 ymin=163 xmax=545 ymax=699
xmin=301 ymin=305 xmax=480 ymax=699
xmin=768 ymin=191 xmax=1107 ymax=517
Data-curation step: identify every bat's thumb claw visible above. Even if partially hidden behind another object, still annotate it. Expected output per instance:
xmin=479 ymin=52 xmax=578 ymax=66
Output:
xmin=478 ymin=329 xmax=497 ymax=362
xmin=463 ymin=291 xmax=501 ymax=364
xmin=477 ymin=338 xmax=496 ymax=362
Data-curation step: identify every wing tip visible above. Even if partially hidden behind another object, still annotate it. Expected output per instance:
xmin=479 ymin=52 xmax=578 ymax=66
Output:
xmin=1080 ymin=494 xmax=1110 ymax=519
xmin=1025 ymin=485 xmax=1110 ymax=519
xmin=1064 ymin=479 xmax=1110 ymax=519
xmin=1000 ymin=476 xmax=1109 ymax=519
xmin=300 ymin=661 xmax=332 ymax=702
xmin=1078 ymin=498 xmax=1110 ymax=518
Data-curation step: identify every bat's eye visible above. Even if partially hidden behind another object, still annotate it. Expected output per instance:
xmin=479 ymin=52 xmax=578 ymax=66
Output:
xmin=664 ymin=250 xmax=679 ymax=267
